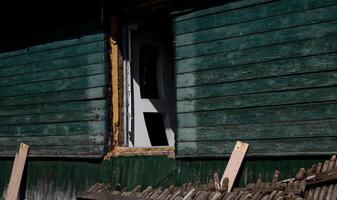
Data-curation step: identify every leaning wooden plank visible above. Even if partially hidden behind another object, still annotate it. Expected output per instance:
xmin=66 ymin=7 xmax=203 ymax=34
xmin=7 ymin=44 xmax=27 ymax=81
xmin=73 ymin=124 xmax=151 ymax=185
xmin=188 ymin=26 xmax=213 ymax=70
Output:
xmin=5 ymin=143 xmax=29 ymax=200
xmin=220 ymin=141 xmax=249 ymax=192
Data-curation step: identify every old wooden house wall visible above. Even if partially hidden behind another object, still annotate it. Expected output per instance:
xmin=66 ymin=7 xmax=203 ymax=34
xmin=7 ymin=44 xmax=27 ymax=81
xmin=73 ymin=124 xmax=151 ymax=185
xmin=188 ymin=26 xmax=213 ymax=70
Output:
xmin=0 ymin=24 xmax=108 ymax=157
xmin=174 ymin=0 xmax=337 ymax=157
xmin=0 ymin=156 xmax=325 ymax=199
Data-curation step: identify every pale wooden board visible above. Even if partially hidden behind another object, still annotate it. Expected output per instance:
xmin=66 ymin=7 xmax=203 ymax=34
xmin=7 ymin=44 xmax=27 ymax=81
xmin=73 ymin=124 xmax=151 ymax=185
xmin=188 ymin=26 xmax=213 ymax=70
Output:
xmin=221 ymin=141 xmax=249 ymax=192
xmin=5 ymin=143 xmax=29 ymax=200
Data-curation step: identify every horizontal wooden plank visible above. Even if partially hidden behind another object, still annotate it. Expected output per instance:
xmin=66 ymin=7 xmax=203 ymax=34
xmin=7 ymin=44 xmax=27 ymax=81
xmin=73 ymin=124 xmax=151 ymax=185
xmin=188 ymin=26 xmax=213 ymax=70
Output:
xmin=177 ymin=70 xmax=337 ymax=100
xmin=175 ymin=0 xmax=337 ymax=34
xmin=174 ymin=0 xmax=274 ymax=22
xmin=0 ymin=52 xmax=105 ymax=78
xmin=0 ymin=109 xmax=106 ymax=126
xmin=0 ymin=99 xmax=106 ymax=117
xmin=175 ymin=35 xmax=337 ymax=74
xmin=0 ymin=87 xmax=106 ymax=107
xmin=176 ymin=4 xmax=337 ymax=46
xmin=0 ymin=63 xmax=106 ymax=87
xmin=174 ymin=1 xmax=337 ymax=158
xmin=175 ymin=20 xmax=337 ymax=59
xmin=177 ymin=101 xmax=337 ymax=128
xmin=176 ymin=52 xmax=337 ymax=88
xmin=0 ymin=121 xmax=106 ymax=137
xmin=177 ymin=119 xmax=337 ymax=141
xmin=0 ymin=134 xmax=105 ymax=147
xmin=176 ymin=137 xmax=337 ymax=157
xmin=0 ymin=33 xmax=105 ymax=59
xmin=0 ymin=63 xmax=105 ymax=87
xmin=0 ymin=74 xmax=106 ymax=98
xmin=177 ymin=86 xmax=337 ymax=113
xmin=0 ymin=27 xmax=108 ymax=158
xmin=0 ymin=40 xmax=105 ymax=68
xmin=0 ymin=144 xmax=106 ymax=156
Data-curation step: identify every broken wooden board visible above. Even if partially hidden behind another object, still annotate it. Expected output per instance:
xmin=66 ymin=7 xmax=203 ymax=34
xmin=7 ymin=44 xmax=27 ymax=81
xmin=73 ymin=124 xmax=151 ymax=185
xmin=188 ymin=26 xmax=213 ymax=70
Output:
xmin=5 ymin=143 xmax=29 ymax=200
xmin=77 ymin=192 xmax=149 ymax=200
xmin=221 ymin=141 xmax=249 ymax=192
xmin=307 ymin=170 xmax=337 ymax=186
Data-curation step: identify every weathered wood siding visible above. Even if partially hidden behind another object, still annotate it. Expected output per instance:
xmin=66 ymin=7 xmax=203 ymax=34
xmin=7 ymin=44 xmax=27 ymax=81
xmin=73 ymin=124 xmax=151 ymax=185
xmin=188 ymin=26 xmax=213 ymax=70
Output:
xmin=174 ymin=0 xmax=337 ymax=157
xmin=0 ymin=31 xmax=108 ymax=157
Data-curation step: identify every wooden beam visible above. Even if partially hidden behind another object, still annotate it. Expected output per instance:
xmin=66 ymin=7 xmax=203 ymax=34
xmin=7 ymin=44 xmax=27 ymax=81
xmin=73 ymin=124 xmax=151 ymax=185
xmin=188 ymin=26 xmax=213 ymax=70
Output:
xmin=108 ymin=146 xmax=175 ymax=158
xmin=221 ymin=141 xmax=249 ymax=192
xmin=5 ymin=143 xmax=29 ymax=200
xmin=109 ymin=15 xmax=124 ymax=151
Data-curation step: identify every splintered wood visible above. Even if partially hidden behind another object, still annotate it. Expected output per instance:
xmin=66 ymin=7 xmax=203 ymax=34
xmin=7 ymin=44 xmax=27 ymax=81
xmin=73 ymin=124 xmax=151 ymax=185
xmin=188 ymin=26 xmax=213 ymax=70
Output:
xmin=303 ymin=155 xmax=337 ymax=199
xmin=78 ymin=155 xmax=337 ymax=200
xmin=5 ymin=143 xmax=29 ymax=200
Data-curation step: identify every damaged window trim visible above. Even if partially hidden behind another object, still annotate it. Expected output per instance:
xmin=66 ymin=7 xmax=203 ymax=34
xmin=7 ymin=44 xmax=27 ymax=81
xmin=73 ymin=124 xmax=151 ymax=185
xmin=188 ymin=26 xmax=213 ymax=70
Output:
xmin=107 ymin=15 xmax=176 ymax=157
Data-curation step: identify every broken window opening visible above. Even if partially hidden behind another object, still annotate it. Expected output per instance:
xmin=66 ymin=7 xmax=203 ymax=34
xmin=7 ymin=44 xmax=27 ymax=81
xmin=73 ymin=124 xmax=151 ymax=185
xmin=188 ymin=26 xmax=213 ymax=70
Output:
xmin=122 ymin=12 xmax=175 ymax=148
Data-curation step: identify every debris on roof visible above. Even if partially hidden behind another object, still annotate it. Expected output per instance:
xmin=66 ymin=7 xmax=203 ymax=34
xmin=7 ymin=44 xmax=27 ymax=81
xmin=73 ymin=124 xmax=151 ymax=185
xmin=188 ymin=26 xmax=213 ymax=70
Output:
xmin=77 ymin=155 xmax=337 ymax=200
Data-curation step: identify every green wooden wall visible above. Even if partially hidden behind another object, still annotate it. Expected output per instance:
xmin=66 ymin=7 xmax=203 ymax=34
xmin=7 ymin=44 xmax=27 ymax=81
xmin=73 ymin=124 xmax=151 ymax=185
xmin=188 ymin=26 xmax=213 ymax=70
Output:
xmin=173 ymin=0 xmax=337 ymax=157
xmin=0 ymin=29 xmax=108 ymax=157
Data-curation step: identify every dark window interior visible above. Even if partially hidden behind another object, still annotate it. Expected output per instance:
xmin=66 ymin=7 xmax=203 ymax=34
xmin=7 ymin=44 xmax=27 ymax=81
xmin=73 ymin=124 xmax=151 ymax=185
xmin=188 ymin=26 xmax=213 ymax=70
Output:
xmin=139 ymin=44 xmax=159 ymax=99
xmin=144 ymin=113 xmax=169 ymax=146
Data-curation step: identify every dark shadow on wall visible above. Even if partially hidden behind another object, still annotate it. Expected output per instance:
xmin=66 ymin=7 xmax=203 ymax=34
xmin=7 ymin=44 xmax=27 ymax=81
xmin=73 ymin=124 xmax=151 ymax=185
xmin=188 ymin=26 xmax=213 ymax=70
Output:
xmin=0 ymin=1 xmax=105 ymax=53
xmin=173 ymin=0 xmax=241 ymax=15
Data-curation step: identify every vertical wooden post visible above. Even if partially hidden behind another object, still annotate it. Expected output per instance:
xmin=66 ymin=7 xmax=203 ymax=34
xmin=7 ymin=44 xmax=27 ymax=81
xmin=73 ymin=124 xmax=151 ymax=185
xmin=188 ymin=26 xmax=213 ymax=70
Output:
xmin=5 ymin=143 xmax=29 ymax=200
xmin=109 ymin=15 xmax=124 ymax=151
xmin=221 ymin=141 xmax=249 ymax=192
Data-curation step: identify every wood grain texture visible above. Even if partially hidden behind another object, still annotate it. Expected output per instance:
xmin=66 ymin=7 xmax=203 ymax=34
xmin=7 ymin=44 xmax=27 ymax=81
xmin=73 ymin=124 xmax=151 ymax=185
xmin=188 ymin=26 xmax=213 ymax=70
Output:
xmin=176 ymin=119 xmax=337 ymax=142
xmin=175 ymin=35 xmax=337 ymax=74
xmin=0 ymin=145 xmax=105 ymax=156
xmin=174 ymin=0 xmax=337 ymax=157
xmin=0 ymin=52 xmax=105 ymax=78
xmin=0 ymin=134 xmax=105 ymax=147
xmin=0 ymin=31 xmax=108 ymax=157
xmin=176 ymin=137 xmax=337 ymax=157
xmin=177 ymin=101 xmax=337 ymax=128
xmin=174 ymin=0 xmax=273 ymax=22
xmin=177 ymin=86 xmax=337 ymax=113
xmin=175 ymin=4 xmax=337 ymax=46
xmin=177 ymin=70 xmax=337 ymax=100
xmin=0 ymin=40 xmax=105 ymax=68
xmin=0 ymin=74 xmax=105 ymax=98
xmin=0 ymin=63 xmax=105 ymax=87
xmin=0 ymin=121 xmax=106 ymax=137
xmin=175 ymin=0 xmax=337 ymax=34
xmin=0 ymin=99 xmax=105 ymax=116
xmin=176 ymin=52 xmax=337 ymax=88
xmin=0 ymin=87 xmax=106 ymax=107
xmin=0 ymin=109 xmax=106 ymax=126
xmin=176 ymin=20 xmax=337 ymax=59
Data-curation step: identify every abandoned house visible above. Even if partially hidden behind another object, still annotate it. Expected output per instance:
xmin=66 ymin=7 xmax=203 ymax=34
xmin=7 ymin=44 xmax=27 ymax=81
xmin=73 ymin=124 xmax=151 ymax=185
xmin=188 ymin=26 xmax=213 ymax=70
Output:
xmin=0 ymin=0 xmax=337 ymax=199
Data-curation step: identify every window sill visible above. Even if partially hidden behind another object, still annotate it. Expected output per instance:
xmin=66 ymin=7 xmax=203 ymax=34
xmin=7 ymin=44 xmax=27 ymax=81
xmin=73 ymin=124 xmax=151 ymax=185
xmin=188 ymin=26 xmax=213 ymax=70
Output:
xmin=105 ymin=146 xmax=175 ymax=158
